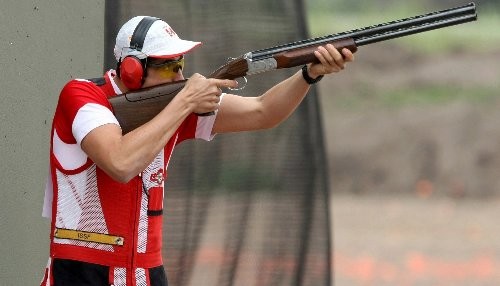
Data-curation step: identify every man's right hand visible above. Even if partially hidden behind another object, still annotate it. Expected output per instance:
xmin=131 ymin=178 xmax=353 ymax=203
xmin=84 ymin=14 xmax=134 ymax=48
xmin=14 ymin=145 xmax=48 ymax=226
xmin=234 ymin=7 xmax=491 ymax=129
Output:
xmin=180 ymin=73 xmax=238 ymax=114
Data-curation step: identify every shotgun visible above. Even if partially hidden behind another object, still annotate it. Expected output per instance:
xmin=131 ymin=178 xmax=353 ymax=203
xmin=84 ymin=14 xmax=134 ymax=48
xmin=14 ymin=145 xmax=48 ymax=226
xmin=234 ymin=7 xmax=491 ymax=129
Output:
xmin=109 ymin=3 xmax=477 ymax=134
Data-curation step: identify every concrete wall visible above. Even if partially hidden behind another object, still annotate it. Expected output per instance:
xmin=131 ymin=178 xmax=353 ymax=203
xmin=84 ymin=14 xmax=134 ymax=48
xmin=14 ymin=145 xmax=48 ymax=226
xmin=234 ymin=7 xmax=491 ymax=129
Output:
xmin=0 ymin=1 xmax=104 ymax=284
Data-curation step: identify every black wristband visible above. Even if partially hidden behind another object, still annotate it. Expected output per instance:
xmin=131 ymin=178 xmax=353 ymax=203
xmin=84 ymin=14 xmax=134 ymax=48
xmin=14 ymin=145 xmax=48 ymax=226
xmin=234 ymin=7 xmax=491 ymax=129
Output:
xmin=301 ymin=65 xmax=323 ymax=84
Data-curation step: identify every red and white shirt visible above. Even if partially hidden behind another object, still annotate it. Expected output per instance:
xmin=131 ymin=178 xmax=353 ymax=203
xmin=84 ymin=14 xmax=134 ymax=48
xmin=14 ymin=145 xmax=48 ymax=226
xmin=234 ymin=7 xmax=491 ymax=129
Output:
xmin=42 ymin=70 xmax=218 ymax=285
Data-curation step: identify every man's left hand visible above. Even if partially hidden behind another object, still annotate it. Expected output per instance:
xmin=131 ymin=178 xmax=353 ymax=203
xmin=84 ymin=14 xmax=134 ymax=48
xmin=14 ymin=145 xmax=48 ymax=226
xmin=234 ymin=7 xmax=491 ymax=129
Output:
xmin=308 ymin=44 xmax=354 ymax=78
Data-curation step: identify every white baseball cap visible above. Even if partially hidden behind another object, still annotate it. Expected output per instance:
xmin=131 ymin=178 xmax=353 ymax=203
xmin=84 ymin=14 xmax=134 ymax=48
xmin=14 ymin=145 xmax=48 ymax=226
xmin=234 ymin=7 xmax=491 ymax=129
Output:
xmin=114 ymin=16 xmax=202 ymax=61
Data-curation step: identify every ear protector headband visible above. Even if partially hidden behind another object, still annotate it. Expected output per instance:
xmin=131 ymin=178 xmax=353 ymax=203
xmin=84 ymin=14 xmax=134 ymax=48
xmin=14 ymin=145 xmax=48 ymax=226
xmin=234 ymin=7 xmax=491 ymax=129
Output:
xmin=117 ymin=17 xmax=160 ymax=90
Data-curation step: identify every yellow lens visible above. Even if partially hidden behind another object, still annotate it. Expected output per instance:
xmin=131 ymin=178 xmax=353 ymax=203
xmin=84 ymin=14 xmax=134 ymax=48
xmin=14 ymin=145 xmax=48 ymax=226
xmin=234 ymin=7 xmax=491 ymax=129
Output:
xmin=153 ymin=57 xmax=185 ymax=78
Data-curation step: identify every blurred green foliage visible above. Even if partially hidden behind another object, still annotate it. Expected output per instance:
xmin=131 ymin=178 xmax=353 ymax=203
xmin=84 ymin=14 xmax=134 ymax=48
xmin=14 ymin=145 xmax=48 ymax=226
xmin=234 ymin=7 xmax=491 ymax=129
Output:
xmin=306 ymin=0 xmax=500 ymax=53
xmin=334 ymin=85 xmax=499 ymax=109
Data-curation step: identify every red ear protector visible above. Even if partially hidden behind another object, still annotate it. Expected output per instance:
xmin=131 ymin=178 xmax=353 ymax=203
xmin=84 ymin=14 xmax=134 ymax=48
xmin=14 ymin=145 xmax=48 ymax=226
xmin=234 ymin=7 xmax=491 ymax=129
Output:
xmin=117 ymin=17 xmax=160 ymax=90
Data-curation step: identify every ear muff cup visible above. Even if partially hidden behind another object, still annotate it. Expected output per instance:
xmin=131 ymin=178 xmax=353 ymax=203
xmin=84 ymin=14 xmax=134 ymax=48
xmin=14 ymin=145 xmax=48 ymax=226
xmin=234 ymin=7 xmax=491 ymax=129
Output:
xmin=119 ymin=56 xmax=146 ymax=90
xmin=116 ymin=16 xmax=160 ymax=90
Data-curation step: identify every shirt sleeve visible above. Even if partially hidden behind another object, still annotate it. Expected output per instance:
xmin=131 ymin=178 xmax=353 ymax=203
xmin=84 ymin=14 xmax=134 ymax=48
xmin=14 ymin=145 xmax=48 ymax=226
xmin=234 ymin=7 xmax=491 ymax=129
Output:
xmin=178 ymin=94 xmax=225 ymax=143
xmin=72 ymin=103 xmax=120 ymax=145
xmin=55 ymin=79 xmax=119 ymax=145
xmin=195 ymin=111 xmax=217 ymax=141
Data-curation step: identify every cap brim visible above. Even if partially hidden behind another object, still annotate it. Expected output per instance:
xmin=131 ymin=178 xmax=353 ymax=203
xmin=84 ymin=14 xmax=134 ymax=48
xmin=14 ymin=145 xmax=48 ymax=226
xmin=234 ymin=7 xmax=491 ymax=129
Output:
xmin=147 ymin=40 xmax=202 ymax=59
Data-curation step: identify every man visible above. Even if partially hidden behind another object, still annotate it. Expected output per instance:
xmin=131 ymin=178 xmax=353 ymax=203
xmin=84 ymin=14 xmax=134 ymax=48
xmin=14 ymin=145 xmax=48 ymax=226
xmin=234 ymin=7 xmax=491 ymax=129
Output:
xmin=40 ymin=16 xmax=353 ymax=286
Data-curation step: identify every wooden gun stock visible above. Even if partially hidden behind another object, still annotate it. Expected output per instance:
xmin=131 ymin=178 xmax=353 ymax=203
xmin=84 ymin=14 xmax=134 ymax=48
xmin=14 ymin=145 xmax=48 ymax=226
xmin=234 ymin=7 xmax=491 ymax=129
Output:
xmin=109 ymin=3 xmax=477 ymax=134
xmin=108 ymin=80 xmax=186 ymax=134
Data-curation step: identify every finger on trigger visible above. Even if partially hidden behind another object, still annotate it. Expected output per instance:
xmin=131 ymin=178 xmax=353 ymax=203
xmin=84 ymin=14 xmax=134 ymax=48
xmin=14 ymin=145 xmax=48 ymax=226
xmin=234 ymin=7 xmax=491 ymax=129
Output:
xmin=225 ymin=79 xmax=238 ymax=89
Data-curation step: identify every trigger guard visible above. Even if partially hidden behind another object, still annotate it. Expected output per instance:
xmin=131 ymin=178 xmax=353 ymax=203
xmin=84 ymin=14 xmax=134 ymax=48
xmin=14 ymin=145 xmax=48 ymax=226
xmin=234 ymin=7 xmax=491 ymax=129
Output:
xmin=228 ymin=77 xmax=247 ymax=91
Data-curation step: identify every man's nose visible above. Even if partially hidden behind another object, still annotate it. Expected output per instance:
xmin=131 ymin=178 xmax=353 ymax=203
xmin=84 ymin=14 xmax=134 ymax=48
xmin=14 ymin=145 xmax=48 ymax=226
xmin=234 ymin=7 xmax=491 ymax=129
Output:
xmin=175 ymin=71 xmax=184 ymax=81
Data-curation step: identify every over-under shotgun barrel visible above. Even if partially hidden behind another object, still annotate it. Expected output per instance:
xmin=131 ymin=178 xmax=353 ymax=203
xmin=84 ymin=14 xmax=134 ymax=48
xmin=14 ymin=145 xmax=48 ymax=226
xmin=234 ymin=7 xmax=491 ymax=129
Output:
xmin=247 ymin=2 xmax=477 ymax=71
xmin=109 ymin=3 xmax=477 ymax=134
xmin=250 ymin=3 xmax=476 ymax=60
